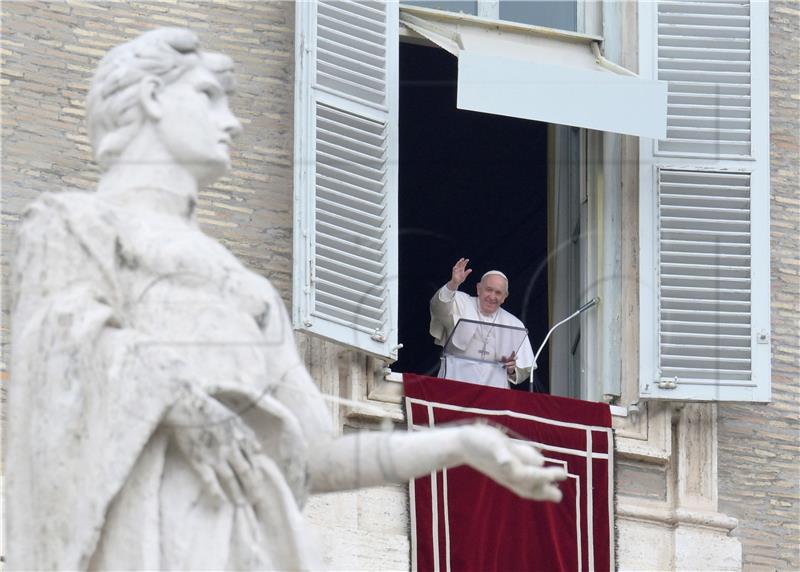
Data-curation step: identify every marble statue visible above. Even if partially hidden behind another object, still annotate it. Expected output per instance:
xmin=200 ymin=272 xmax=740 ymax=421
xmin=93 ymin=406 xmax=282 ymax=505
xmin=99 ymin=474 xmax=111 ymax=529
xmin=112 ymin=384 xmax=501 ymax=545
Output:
xmin=6 ymin=28 xmax=566 ymax=570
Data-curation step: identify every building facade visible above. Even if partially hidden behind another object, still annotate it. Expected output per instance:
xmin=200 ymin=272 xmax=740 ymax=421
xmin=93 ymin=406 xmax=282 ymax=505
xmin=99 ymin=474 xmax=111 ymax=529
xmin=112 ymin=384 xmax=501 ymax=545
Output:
xmin=1 ymin=1 xmax=797 ymax=570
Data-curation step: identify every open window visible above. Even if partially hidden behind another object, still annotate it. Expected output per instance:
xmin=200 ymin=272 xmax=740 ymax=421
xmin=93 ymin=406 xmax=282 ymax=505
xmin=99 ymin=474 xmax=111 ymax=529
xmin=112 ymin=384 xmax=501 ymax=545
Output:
xmin=393 ymin=40 xmax=551 ymax=390
xmin=293 ymin=1 xmax=669 ymax=402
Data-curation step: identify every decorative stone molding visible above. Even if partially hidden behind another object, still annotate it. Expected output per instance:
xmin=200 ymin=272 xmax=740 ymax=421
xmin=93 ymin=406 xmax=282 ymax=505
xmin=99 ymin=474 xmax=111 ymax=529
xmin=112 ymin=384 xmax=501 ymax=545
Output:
xmin=615 ymin=402 xmax=742 ymax=570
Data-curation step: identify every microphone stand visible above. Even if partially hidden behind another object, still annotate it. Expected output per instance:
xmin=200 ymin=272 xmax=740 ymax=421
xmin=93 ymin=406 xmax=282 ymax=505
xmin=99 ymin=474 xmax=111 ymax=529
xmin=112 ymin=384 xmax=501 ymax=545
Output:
xmin=530 ymin=297 xmax=600 ymax=392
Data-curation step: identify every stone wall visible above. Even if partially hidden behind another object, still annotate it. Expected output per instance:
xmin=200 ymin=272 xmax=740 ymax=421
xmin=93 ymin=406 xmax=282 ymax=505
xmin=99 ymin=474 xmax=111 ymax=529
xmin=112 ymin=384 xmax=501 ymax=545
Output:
xmin=717 ymin=2 xmax=800 ymax=570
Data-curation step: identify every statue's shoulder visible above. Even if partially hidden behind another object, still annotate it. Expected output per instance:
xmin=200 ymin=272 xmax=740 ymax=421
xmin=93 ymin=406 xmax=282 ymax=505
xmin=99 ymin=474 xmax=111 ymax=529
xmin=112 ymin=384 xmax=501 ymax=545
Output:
xmin=24 ymin=190 xmax=104 ymax=216
xmin=21 ymin=190 xmax=114 ymax=229
xmin=18 ymin=191 xmax=120 ymax=255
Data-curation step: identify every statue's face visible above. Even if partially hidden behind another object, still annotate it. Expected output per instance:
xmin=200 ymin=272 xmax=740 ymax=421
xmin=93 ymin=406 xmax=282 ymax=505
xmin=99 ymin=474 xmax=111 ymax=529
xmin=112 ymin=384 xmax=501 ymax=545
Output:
xmin=155 ymin=66 xmax=242 ymax=184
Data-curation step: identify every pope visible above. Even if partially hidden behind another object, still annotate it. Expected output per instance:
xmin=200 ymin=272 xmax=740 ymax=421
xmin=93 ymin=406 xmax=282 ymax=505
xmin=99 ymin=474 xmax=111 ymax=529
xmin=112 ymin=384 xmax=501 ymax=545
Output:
xmin=430 ymin=257 xmax=536 ymax=388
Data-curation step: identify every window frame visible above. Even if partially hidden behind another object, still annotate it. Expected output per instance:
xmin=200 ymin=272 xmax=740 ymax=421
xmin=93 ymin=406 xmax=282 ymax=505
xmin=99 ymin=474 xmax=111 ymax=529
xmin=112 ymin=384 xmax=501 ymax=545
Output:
xmin=292 ymin=0 xmax=772 ymax=419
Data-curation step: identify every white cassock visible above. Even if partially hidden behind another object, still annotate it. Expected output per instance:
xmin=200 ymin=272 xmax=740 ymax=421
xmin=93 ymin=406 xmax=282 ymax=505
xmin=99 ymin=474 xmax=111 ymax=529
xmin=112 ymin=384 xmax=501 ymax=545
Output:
xmin=429 ymin=284 xmax=534 ymax=389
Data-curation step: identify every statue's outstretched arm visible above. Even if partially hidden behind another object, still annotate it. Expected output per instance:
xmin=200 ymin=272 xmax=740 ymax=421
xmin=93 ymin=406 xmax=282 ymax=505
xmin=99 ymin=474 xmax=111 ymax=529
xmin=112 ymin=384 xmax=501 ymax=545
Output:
xmin=307 ymin=424 xmax=566 ymax=502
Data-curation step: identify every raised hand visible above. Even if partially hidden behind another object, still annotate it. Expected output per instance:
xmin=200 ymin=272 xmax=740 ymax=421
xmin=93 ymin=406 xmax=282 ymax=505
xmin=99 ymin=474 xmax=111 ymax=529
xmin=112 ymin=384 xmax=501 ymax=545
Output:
xmin=447 ymin=257 xmax=473 ymax=291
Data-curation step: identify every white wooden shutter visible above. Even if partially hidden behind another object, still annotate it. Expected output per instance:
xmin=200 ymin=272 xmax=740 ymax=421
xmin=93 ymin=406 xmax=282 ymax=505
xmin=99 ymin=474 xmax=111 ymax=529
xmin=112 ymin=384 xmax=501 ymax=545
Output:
xmin=656 ymin=0 xmax=753 ymax=157
xmin=294 ymin=1 xmax=400 ymax=360
xmin=639 ymin=0 xmax=770 ymax=401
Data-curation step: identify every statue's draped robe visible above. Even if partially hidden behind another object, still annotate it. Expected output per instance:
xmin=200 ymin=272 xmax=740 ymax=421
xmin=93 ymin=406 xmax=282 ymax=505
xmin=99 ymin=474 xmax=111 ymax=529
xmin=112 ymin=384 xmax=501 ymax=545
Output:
xmin=7 ymin=191 xmax=331 ymax=570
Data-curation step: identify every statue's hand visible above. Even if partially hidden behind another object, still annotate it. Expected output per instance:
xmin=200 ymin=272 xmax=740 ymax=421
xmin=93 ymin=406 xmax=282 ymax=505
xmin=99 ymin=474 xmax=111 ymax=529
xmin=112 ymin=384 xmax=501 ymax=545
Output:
xmin=459 ymin=424 xmax=566 ymax=502
xmin=164 ymin=385 xmax=265 ymax=506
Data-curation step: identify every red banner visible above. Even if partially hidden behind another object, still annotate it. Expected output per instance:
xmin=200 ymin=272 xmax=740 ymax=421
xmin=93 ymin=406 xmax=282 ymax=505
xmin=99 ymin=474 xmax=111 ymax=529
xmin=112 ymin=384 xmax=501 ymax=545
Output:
xmin=404 ymin=374 xmax=614 ymax=572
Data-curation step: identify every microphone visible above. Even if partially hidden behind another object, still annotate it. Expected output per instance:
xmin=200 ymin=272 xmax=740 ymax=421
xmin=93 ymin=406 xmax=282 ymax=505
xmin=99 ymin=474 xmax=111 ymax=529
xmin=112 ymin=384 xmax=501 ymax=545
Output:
xmin=576 ymin=297 xmax=600 ymax=314
xmin=530 ymin=297 xmax=600 ymax=391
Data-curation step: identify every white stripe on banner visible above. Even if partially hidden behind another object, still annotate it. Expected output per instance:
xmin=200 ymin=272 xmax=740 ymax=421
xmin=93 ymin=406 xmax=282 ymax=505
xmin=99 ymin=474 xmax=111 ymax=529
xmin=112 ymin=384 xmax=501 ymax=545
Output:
xmin=607 ymin=428 xmax=615 ymax=571
xmin=542 ymin=458 xmax=583 ymax=572
xmin=572 ymin=473 xmax=583 ymax=572
xmin=586 ymin=429 xmax=595 ymax=571
xmin=428 ymin=403 xmax=439 ymax=572
xmin=406 ymin=397 xmax=419 ymax=572
xmin=442 ymin=468 xmax=451 ymax=572
xmin=407 ymin=395 xmax=614 ymax=571
xmin=406 ymin=397 xmax=613 ymax=433
xmin=410 ymin=423 xmax=610 ymax=460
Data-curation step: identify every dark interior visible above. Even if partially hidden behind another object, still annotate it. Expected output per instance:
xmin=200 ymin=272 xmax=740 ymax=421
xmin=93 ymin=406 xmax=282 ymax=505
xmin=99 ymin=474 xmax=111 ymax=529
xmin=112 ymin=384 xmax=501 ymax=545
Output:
xmin=396 ymin=42 xmax=550 ymax=392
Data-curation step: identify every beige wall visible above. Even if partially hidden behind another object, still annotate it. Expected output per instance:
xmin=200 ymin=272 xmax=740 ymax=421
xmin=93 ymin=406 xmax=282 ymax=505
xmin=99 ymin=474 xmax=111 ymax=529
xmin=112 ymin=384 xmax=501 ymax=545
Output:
xmin=717 ymin=2 xmax=800 ymax=569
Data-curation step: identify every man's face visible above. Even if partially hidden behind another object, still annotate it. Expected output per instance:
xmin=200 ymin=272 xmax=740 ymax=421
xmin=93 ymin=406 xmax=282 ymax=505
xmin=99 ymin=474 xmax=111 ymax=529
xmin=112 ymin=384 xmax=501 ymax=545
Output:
xmin=155 ymin=66 xmax=242 ymax=184
xmin=476 ymin=275 xmax=508 ymax=315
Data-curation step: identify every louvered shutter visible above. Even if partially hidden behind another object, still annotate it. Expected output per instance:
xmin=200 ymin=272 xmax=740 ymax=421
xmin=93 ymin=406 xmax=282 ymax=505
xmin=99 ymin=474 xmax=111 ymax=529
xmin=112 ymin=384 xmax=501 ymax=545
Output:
xmin=638 ymin=0 xmax=770 ymax=401
xmin=656 ymin=1 xmax=753 ymax=157
xmin=294 ymin=1 xmax=400 ymax=360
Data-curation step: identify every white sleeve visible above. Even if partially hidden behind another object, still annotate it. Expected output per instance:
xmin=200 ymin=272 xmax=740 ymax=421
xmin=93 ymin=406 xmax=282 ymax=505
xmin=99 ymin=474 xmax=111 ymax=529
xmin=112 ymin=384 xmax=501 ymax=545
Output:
xmin=437 ymin=284 xmax=457 ymax=303
xmin=430 ymin=285 xmax=459 ymax=346
xmin=431 ymin=284 xmax=457 ymax=319
xmin=508 ymin=332 xmax=534 ymax=384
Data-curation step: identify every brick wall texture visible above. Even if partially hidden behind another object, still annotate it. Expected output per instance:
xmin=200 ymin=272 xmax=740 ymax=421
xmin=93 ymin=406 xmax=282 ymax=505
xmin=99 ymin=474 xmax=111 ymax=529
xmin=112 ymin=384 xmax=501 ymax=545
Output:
xmin=717 ymin=2 xmax=800 ymax=570
xmin=1 ymin=1 xmax=298 ymax=373
xmin=2 ymin=1 xmax=798 ymax=570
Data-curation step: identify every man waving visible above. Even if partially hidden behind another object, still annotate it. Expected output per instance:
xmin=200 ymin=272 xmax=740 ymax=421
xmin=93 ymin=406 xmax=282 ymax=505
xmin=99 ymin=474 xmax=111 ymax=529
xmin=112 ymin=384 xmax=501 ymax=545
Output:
xmin=430 ymin=258 xmax=535 ymax=389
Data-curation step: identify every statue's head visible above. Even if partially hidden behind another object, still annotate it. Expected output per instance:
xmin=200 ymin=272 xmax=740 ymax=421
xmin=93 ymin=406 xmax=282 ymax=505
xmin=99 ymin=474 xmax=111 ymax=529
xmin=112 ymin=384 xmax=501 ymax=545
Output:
xmin=87 ymin=28 xmax=241 ymax=181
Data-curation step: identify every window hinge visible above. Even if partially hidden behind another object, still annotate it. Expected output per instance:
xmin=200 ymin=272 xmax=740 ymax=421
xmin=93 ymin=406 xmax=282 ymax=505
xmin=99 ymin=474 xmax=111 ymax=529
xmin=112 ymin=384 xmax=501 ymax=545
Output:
xmin=657 ymin=377 xmax=678 ymax=390
xmin=371 ymin=330 xmax=386 ymax=342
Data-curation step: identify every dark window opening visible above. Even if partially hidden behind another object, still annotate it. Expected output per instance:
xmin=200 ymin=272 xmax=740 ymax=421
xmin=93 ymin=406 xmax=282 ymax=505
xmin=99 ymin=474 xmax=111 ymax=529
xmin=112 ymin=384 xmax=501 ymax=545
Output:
xmin=396 ymin=42 xmax=550 ymax=392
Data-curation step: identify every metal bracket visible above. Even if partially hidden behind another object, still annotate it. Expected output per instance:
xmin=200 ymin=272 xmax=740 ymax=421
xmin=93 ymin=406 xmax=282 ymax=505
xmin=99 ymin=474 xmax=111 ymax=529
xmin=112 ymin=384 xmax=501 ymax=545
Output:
xmin=657 ymin=376 xmax=679 ymax=390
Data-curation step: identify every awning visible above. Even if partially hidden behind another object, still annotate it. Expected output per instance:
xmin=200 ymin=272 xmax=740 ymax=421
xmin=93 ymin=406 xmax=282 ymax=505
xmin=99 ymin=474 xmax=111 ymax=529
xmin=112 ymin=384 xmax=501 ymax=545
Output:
xmin=400 ymin=6 xmax=667 ymax=139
